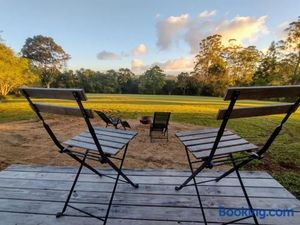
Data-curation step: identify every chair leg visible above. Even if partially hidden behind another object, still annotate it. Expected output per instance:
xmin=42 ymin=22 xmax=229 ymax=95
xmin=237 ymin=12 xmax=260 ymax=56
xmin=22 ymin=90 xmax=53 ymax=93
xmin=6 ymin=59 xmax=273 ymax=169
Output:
xmin=56 ymin=150 xmax=88 ymax=218
xmin=177 ymin=147 xmax=208 ymax=225
xmin=106 ymin=144 xmax=139 ymax=189
xmin=103 ymin=143 xmax=138 ymax=225
xmin=222 ymin=154 xmax=259 ymax=225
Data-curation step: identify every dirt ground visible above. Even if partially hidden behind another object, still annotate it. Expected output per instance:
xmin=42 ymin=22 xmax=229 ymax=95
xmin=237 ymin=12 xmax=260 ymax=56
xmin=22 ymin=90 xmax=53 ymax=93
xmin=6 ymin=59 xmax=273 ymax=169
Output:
xmin=0 ymin=117 xmax=207 ymax=171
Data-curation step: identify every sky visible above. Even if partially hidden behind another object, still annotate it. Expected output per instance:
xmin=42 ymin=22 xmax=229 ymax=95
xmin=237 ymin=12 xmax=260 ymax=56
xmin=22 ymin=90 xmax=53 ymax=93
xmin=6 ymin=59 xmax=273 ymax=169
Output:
xmin=0 ymin=0 xmax=299 ymax=75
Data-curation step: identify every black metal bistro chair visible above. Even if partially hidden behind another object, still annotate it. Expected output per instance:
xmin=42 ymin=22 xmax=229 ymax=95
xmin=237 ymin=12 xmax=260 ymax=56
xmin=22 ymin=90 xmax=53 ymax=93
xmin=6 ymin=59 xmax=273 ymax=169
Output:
xmin=95 ymin=110 xmax=131 ymax=130
xmin=150 ymin=112 xmax=171 ymax=142
xmin=175 ymin=86 xmax=300 ymax=225
xmin=20 ymin=87 xmax=139 ymax=225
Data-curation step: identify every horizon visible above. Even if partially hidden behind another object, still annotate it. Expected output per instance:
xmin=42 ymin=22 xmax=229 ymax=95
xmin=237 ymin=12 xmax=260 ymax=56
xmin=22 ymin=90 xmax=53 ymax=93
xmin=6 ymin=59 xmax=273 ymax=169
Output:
xmin=0 ymin=0 xmax=299 ymax=75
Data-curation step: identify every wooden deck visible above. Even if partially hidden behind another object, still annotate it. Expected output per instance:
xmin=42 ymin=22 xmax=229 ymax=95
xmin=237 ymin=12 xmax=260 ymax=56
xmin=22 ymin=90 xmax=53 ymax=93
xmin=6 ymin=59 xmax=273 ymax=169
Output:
xmin=0 ymin=165 xmax=299 ymax=225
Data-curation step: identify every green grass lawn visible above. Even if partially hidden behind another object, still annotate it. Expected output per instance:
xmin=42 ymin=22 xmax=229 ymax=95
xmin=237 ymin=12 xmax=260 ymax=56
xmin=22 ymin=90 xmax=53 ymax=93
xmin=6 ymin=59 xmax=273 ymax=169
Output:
xmin=1 ymin=94 xmax=300 ymax=197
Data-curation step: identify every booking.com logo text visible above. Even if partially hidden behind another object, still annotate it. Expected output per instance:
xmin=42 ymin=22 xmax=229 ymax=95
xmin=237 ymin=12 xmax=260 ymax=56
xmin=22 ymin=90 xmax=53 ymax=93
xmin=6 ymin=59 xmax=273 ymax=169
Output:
xmin=219 ymin=207 xmax=294 ymax=219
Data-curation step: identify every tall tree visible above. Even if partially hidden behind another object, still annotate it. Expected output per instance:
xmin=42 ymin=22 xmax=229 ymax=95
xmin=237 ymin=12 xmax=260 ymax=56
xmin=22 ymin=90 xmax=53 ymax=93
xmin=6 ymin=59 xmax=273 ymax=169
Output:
xmin=193 ymin=34 xmax=228 ymax=96
xmin=117 ymin=68 xmax=134 ymax=93
xmin=21 ymin=35 xmax=70 ymax=88
xmin=253 ymin=42 xmax=281 ymax=85
xmin=177 ymin=72 xmax=190 ymax=95
xmin=0 ymin=43 xmax=37 ymax=98
xmin=280 ymin=17 xmax=300 ymax=84
xmin=223 ymin=40 xmax=261 ymax=86
xmin=139 ymin=66 xmax=166 ymax=94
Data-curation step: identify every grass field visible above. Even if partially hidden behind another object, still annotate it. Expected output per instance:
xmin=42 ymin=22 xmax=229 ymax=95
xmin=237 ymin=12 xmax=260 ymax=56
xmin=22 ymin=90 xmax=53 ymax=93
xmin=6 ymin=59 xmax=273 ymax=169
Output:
xmin=0 ymin=94 xmax=300 ymax=197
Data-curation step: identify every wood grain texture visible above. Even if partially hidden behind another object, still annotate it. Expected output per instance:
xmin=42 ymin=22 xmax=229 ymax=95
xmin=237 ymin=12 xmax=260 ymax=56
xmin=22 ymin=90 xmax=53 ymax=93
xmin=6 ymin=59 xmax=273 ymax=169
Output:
xmin=224 ymin=85 xmax=300 ymax=100
xmin=34 ymin=103 xmax=94 ymax=118
xmin=0 ymin=165 xmax=299 ymax=225
xmin=20 ymin=87 xmax=87 ymax=101
xmin=217 ymin=104 xmax=297 ymax=120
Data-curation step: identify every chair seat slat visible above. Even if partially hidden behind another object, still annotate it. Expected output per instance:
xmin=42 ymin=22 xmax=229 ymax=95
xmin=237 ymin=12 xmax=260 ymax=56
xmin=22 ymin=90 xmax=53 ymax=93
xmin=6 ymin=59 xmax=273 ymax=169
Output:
xmin=64 ymin=140 xmax=119 ymax=155
xmin=188 ymin=138 xmax=249 ymax=152
xmin=79 ymin=132 xmax=129 ymax=144
xmin=183 ymin=134 xmax=241 ymax=147
xmin=193 ymin=143 xmax=258 ymax=159
xmin=68 ymin=135 xmax=125 ymax=149
xmin=93 ymin=129 xmax=135 ymax=140
xmin=94 ymin=127 xmax=137 ymax=136
xmin=176 ymin=128 xmax=220 ymax=137
xmin=177 ymin=130 xmax=233 ymax=142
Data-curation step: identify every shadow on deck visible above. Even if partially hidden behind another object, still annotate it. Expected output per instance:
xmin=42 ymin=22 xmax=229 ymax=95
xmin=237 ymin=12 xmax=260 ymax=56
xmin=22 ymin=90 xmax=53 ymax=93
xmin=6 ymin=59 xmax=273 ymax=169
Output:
xmin=0 ymin=165 xmax=299 ymax=225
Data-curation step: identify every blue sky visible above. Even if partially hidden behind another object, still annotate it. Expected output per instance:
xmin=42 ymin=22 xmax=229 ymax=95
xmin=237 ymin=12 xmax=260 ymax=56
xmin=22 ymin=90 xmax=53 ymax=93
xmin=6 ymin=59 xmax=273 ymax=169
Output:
xmin=0 ymin=0 xmax=299 ymax=74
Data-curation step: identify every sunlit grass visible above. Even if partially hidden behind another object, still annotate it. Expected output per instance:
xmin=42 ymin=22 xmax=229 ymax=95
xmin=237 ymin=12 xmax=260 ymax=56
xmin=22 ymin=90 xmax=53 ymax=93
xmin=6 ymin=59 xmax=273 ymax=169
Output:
xmin=0 ymin=94 xmax=299 ymax=197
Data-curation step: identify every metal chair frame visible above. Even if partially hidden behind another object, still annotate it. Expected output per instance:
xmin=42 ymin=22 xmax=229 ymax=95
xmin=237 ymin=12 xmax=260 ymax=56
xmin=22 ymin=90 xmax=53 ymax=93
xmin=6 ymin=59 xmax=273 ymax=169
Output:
xmin=20 ymin=88 xmax=138 ymax=225
xmin=175 ymin=88 xmax=300 ymax=225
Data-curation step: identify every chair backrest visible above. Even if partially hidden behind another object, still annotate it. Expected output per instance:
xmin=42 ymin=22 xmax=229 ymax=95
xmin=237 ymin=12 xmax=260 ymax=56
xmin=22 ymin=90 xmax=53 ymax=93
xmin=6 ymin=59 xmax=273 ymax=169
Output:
xmin=207 ymin=85 xmax=300 ymax=162
xmin=20 ymin=88 xmax=93 ymax=118
xmin=95 ymin=111 xmax=113 ymax=125
xmin=217 ymin=86 xmax=300 ymax=120
xmin=153 ymin=112 xmax=171 ymax=128
xmin=19 ymin=87 xmax=105 ymax=155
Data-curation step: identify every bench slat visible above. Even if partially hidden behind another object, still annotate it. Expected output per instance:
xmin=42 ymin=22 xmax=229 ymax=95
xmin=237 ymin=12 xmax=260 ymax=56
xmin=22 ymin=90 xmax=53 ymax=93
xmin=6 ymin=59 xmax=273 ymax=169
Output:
xmin=224 ymin=85 xmax=300 ymax=100
xmin=217 ymin=104 xmax=297 ymax=120
xmin=20 ymin=87 xmax=87 ymax=101
xmin=34 ymin=103 xmax=94 ymax=118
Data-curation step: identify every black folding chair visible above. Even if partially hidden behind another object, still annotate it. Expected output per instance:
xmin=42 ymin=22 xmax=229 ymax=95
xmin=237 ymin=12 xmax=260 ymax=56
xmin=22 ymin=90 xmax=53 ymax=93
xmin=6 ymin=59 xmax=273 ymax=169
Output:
xmin=150 ymin=112 xmax=171 ymax=142
xmin=175 ymin=86 xmax=300 ymax=225
xmin=20 ymin=87 xmax=139 ymax=225
xmin=95 ymin=110 xmax=131 ymax=130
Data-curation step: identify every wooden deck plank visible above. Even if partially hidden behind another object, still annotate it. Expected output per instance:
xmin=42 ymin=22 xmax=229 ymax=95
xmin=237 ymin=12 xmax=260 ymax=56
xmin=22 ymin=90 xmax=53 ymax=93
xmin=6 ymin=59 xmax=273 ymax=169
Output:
xmin=0 ymin=199 xmax=298 ymax=224
xmin=0 ymin=187 xmax=298 ymax=210
xmin=0 ymin=171 xmax=283 ymax=187
xmin=0 ymin=178 xmax=294 ymax=199
xmin=0 ymin=165 xmax=298 ymax=225
xmin=4 ymin=165 xmax=273 ymax=179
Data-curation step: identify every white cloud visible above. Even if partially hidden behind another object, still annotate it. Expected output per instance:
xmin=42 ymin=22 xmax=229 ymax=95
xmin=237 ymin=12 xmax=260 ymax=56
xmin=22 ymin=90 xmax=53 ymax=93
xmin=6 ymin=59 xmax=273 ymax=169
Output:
xmin=156 ymin=14 xmax=189 ymax=50
xmin=133 ymin=43 xmax=148 ymax=56
xmin=156 ymin=12 xmax=269 ymax=53
xmin=198 ymin=10 xmax=216 ymax=18
xmin=131 ymin=57 xmax=194 ymax=75
xmin=97 ymin=51 xmax=122 ymax=60
xmin=155 ymin=57 xmax=194 ymax=74
xmin=131 ymin=59 xmax=147 ymax=73
xmin=216 ymin=16 xmax=269 ymax=44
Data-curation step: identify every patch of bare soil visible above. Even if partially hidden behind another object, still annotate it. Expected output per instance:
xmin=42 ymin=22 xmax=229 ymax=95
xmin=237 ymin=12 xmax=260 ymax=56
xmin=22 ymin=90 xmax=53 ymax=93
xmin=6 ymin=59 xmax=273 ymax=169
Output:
xmin=0 ymin=117 xmax=207 ymax=170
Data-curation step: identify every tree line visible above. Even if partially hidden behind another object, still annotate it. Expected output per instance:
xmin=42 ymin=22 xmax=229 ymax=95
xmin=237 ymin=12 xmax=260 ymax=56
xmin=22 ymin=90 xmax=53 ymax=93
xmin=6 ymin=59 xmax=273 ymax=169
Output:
xmin=0 ymin=17 xmax=299 ymax=98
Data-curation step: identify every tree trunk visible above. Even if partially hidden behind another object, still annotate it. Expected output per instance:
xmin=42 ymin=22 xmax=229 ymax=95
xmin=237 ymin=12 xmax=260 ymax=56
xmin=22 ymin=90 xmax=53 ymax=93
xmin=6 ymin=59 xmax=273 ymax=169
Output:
xmin=292 ymin=52 xmax=300 ymax=84
xmin=46 ymin=83 xmax=50 ymax=88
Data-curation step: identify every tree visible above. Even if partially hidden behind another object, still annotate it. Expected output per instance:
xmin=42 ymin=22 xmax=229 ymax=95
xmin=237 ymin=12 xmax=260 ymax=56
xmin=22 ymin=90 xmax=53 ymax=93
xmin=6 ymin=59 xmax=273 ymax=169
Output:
xmin=117 ymin=68 xmax=134 ymax=93
xmin=177 ymin=72 xmax=189 ymax=95
xmin=21 ymin=35 xmax=70 ymax=88
xmin=139 ymin=66 xmax=166 ymax=94
xmin=253 ymin=42 xmax=281 ymax=85
xmin=0 ymin=43 xmax=37 ymax=98
xmin=223 ymin=40 xmax=261 ymax=86
xmin=163 ymin=79 xmax=176 ymax=95
xmin=279 ymin=17 xmax=300 ymax=84
xmin=193 ymin=34 xmax=228 ymax=96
